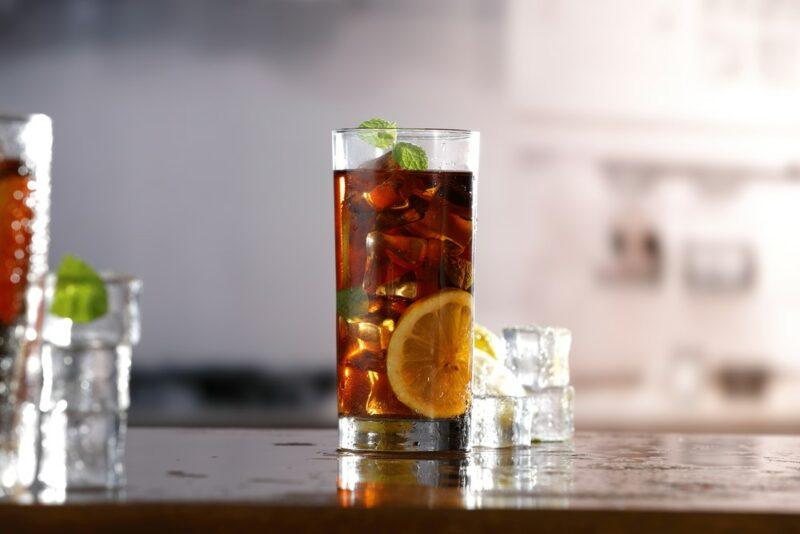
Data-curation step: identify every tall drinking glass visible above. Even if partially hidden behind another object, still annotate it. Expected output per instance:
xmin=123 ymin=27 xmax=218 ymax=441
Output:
xmin=0 ymin=114 xmax=51 ymax=492
xmin=0 ymin=114 xmax=51 ymax=366
xmin=333 ymin=128 xmax=479 ymax=451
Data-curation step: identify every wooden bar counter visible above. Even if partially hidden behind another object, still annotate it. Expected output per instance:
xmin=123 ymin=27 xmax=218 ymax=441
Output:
xmin=2 ymin=428 xmax=800 ymax=532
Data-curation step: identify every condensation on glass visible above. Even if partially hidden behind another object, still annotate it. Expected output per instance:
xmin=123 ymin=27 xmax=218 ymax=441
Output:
xmin=0 ymin=114 xmax=51 ymax=496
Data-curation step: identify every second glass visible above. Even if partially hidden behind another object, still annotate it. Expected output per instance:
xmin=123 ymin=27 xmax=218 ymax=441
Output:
xmin=333 ymin=128 xmax=479 ymax=451
xmin=27 ymin=272 xmax=141 ymax=492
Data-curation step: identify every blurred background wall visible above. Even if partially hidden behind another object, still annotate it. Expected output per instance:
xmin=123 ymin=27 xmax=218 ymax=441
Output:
xmin=2 ymin=0 xmax=800 ymax=432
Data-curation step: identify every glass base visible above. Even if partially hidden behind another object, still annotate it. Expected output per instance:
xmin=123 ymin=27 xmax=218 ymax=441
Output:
xmin=338 ymin=416 xmax=471 ymax=452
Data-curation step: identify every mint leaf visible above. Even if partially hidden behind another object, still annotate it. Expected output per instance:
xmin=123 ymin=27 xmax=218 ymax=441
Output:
xmin=336 ymin=286 xmax=368 ymax=318
xmin=392 ymin=142 xmax=428 ymax=170
xmin=357 ymin=118 xmax=397 ymax=149
xmin=50 ymin=255 xmax=108 ymax=323
xmin=355 ymin=119 xmax=430 ymax=169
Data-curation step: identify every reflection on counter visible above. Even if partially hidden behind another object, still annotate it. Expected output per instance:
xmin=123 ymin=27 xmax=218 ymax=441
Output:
xmin=466 ymin=443 xmax=574 ymax=509
xmin=337 ymin=453 xmax=470 ymax=508
xmin=337 ymin=443 xmax=574 ymax=509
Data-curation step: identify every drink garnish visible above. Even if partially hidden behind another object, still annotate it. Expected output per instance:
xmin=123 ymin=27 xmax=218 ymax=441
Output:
xmin=474 ymin=323 xmax=505 ymax=361
xmin=50 ymin=254 xmax=108 ymax=323
xmin=357 ymin=118 xmax=397 ymax=149
xmin=336 ymin=286 xmax=369 ymax=318
xmin=386 ymin=289 xmax=473 ymax=417
xmin=392 ymin=142 xmax=428 ymax=171
xmin=356 ymin=118 xmax=428 ymax=170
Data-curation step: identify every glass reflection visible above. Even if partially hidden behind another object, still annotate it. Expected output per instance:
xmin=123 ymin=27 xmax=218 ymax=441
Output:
xmin=467 ymin=443 xmax=574 ymax=508
xmin=337 ymin=442 xmax=575 ymax=509
xmin=33 ymin=486 xmax=125 ymax=505
xmin=337 ymin=452 xmax=470 ymax=508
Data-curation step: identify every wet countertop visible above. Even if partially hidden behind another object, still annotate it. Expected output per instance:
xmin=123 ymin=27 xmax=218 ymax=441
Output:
xmin=3 ymin=428 xmax=800 ymax=532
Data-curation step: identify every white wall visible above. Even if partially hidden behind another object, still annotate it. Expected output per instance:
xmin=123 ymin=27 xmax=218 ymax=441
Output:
xmin=0 ymin=0 xmax=513 ymax=369
xmin=3 ymin=0 xmax=800 ymax=387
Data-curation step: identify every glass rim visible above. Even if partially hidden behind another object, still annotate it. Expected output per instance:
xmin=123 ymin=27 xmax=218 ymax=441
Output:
xmin=98 ymin=271 xmax=142 ymax=285
xmin=36 ymin=271 xmax=142 ymax=287
xmin=333 ymin=127 xmax=479 ymax=139
xmin=0 ymin=112 xmax=52 ymax=124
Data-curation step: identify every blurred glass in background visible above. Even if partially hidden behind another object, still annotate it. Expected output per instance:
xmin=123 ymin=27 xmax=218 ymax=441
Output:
xmin=1 ymin=0 xmax=799 ymax=432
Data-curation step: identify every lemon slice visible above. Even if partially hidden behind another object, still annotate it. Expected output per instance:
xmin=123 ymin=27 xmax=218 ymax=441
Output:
xmin=386 ymin=289 xmax=473 ymax=418
xmin=474 ymin=323 xmax=507 ymax=362
xmin=471 ymin=348 xmax=525 ymax=397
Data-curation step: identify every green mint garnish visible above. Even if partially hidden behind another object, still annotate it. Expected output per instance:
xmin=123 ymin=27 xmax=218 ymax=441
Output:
xmin=50 ymin=255 xmax=108 ymax=323
xmin=336 ymin=286 xmax=368 ymax=318
xmin=392 ymin=142 xmax=428 ymax=170
xmin=357 ymin=118 xmax=397 ymax=149
xmin=355 ymin=118 xmax=430 ymax=169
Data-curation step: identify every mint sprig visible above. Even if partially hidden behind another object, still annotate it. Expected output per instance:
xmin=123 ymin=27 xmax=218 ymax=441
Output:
xmin=357 ymin=118 xmax=397 ymax=149
xmin=50 ymin=255 xmax=108 ymax=323
xmin=355 ymin=118 xmax=428 ymax=170
xmin=336 ymin=286 xmax=368 ymax=318
xmin=392 ymin=142 xmax=428 ymax=171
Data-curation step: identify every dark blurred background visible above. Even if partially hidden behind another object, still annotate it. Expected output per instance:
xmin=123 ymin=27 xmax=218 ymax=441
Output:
xmin=3 ymin=0 xmax=800 ymax=432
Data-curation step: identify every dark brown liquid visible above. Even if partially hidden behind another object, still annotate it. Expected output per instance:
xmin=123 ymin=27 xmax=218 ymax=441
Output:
xmin=334 ymin=162 xmax=474 ymax=418
xmin=0 ymin=158 xmax=34 ymax=328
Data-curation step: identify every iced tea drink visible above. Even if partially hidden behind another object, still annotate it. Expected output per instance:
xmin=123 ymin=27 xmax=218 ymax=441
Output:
xmin=0 ymin=159 xmax=35 ymax=334
xmin=333 ymin=127 xmax=479 ymax=451
xmin=0 ymin=114 xmax=51 ymax=492
xmin=0 ymin=114 xmax=51 ymax=398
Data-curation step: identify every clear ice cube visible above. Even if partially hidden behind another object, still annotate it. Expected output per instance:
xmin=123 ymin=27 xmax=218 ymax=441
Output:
xmin=403 ymin=198 xmax=472 ymax=251
xmin=470 ymin=395 xmax=533 ymax=448
xmin=341 ymin=316 xmax=392 ymax=371
xmin=364 ymin=177 xmax=408 ymax=211
xmin=374 ymin=195 xmax=427 ymax=231
xmin=36 ymin=344 xmax=131 ymax=489
xmin=444 ymin=255 xmax=473 ymax=290
xmin=471 ymin=349 xmax=525 ymax=397
xmin=363 ymin=232 xmax=427 ymax=297
xmin=529 ymin=386 xmax=574 ymax=442
xmin=367 ymin=232 xmax=427 ymax=270
xmin=503 ymin=325 xmax=571 ymax=390
xmin=359 ymin=152 xmax=400 ymax=171
xmin=38 ymin=409 xmax=126 ymax=490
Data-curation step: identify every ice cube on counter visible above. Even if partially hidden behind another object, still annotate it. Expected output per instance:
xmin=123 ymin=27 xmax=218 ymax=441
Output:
xmin=503 ymin=325 xmax=571 ymax=390
xmin=529 ymin=386 xmax=574 ymax=442
xmin=470 ymin=395 xmax=533 ymax=448
xmin=471 ymin=349 xmax=524 ymax=398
